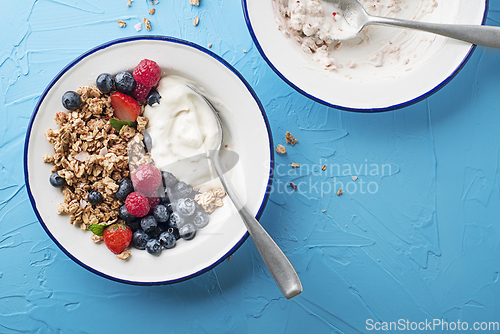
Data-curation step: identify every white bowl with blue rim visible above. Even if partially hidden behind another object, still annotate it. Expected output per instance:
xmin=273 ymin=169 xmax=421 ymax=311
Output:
xmin=243 ymin=0 xmax=488 ymax=112
xmin=24 ymin=36 xmax=273 ymax=285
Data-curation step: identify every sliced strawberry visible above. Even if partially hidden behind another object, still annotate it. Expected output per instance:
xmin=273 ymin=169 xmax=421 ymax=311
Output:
xmin=103 ymin=223 xmax=133 ymax=254
xmin=110 ymin=92 xmax=141 ymax=122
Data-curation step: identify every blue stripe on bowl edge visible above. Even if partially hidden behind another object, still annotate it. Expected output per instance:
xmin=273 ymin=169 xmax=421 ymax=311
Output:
xmin=23 ymin=35 xmax=275 ymax=286
xmin=242 ymin=0 xmax=490 ymax=113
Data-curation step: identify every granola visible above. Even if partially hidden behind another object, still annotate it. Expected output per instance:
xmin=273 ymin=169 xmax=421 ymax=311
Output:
xmin=285 ymin=131 xmax=298 ymax=145
xmin=44 ymin=85 xmax=133 ymax=233
xmin=195 ymin=188 xmax=226 ymax=214
xmin=276 ymin=144 xmax=287 ymax=155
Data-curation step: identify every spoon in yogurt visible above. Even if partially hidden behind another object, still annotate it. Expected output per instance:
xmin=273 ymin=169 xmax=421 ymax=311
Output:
xmin=325 ymin=0 xmax=500 ymax=48
xmin=187 ymin=85 xmax=303 ymax=299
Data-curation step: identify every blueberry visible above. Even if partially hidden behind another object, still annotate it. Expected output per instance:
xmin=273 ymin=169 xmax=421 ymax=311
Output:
xmin=118 ymin=204 xmax=136 ymax=222
xmin=169 ymin=211 xmax=185 ymax=229
xmin=173 ymin=181 xmax=192 ymax=198
xmin=179 ymin=223 xmax=196 ymax=240
xmin=142 ymin=131 xmax=152 ymax=152
xmin=176 ymin=198 xmax=196 ymax=217
xmin=146 ymin=238 xmax=162 ymax=256
xmin=161 ymin=171 xmax=178 ymax=188
xmin=159 ymin=231 xmax=176 ymax=249
xmin=140 ymin=215 xmax=158 ymax=236
xmin=114 ymin=71 xmax=136 ymax=95
xmin=169 ymin=227 xmax=181 ymax=240
xmin=153 ymin=204 xmax=170 ymax=223
xmin=49 ymin=171 xmax=65 ymax=188
xmin=62 ymin=91 xmax=82 ymax=111
xmin=96 ymin=73 xmax=114 ymax=94
xmin=193 ymin=210 xmax=209 ymax=229
xmin=146 ymin=90 xmax=161 ymax=106
xmin=126 ymin=219 xmax=141 ymax=232
xmin=132 ymin=230 xmax=149 ymax=250
xmin=87 ymin=190 xmax=103 ymax=205
xmin=115 ymin=179 xmax=134 ymax=201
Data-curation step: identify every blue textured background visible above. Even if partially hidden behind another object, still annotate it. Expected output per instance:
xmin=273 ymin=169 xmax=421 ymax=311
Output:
xmin=2 ymin=0 xmax=500 ymax=333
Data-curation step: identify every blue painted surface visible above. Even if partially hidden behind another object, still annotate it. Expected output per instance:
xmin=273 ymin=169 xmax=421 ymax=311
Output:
xmin=1 ymin=0 xmax=500 ymax=333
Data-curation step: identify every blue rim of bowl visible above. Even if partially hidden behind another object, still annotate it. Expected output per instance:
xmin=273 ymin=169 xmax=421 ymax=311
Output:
xmin=242 ymin=0 xmax=489 ymax=113
xmin=23 ymin=35 xmax=274 ymax=286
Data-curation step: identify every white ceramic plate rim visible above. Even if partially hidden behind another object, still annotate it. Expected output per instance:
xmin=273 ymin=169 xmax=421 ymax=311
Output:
xmin=24 ymin=36 xmax=274 ymax=285
xmin=242 ymin=0 xmax=489 ymax=112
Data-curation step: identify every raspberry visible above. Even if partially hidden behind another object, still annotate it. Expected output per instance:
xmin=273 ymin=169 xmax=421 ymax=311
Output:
xmin=133 ymin=82 xmax=151 ymax=102
xmin=133 ymin=59 xmax=161 ymax=87
xmin=147 ymin=196 xmax=160 ymax=214
xmin=132 ymin=164 xmax=162 ymax=196
xmin=125 ymin=192 xmax=150 ymax=217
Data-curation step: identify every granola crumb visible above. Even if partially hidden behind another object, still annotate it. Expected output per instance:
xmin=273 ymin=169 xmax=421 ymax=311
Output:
xmin=149 ymin=8 xmax=155 ymax=14
xmin=207 ymin=43 xmax=212 ymax=48
xmin=285 ymin=131 xmax=298 ymax=145
xmin=337 ymin=189 xmax=342 ymax=196
xmin=228 ymin=256 xmax=232 ymax=261
xmin=190 ymin=0 xmax=199 ymax=5
xmin=321 ymin=165 xmax=327 ymax=171
xmin=143 ymin=18 xmax=152 ymax=31
xmin=127 ymin=0 xmax=132 ymax=6
xmin=243 ymin=49 xmax=247 ymax=53
xmin=291 ymin=162 xmax=300 ymax=168
xmin=289 ymin=182 xmax=297 ymax=190
xmin=322 ymin=210 xmax=326 ymax=213
xmin=117 ymin=20 xmax=127 ymax=28
xmin=91 ymin=234 xmax=103 ymax=244
xmin=276 ymin=144 xmax=287 ymax=155
xmin=193 ymin=16 xmax=199 ymax=26
xmin=117 ymin=250 xmax=132 ymax=261
xmin=194 ymin=188 xmax=226 ymax=214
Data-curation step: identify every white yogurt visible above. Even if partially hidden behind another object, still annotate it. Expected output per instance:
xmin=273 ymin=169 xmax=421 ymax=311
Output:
xmin=274 ymin=0 xmax=452 ymax=78
xmin=143 ymin=75 xmax=219 ymax=188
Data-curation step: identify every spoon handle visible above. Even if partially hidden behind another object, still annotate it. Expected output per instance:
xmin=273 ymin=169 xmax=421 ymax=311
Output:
xmin=211 ymin=152 xmax=303 ymax=299
xmin=369 ymin=16 xmax=500 ymax=49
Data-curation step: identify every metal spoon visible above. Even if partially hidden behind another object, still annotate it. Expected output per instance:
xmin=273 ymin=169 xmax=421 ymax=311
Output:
xmin=187 ymin=85 xmax=303 ymax=299
xmin=325 ymin=0 xmax=500 ymax=48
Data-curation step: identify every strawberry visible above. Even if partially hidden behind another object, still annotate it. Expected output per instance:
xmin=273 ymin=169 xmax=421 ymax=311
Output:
xmin=103 ymin=223 xmax=133 ymax=254
xmin=110 ymin=92 xmax=140 ymax=122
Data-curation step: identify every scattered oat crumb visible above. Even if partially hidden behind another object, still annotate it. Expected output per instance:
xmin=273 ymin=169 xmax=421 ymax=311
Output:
xmin=117 ymin=20 xmax=127 ymax=28
xmin=276 ymin=144 xmax=287 ymax=155
xmin=193 ymin=16 xmax=199 ymax=26
xmin=190 ymin=0 xmax=199 ymax=5
xmin=291 ymin=162 xmax=300 ymax=168
xmin=91 ymin=234 xmax=103 ymax=244
xmin=228 ymin=256 xmax=232 ymax=261
xmin=351 ymin=176 xmax=358 ymax=181
xmin=321 ymin=165 xmax=327 ymax=171
xmin=127 ymin=0 xmax=132 ymax=7
xmin=285 ymin=228 xmax=288 ymax=230
xmin=289 ymin=182 xmax=297 ymax=190
xmin=337 ymin=189 xmax=342 ymax=196
xmin=208 ymin=43 xmax=212 ymax=48
xmin=117 ymin=250 xmax=132 ymax=261
xmin=194 ymin=188 xmax=226 ymax=214
xmin=134 ymin=22 xmax=142 ymax=31
xmin=143 ymin=18 xmax=152 ymax=31
xmin=149 ymin=8 xmax=155 ymax=14
xmin=285 ymin=131 xmax=298 ymax=145
xmin=243 ymin=49 xmax=247 ymax=53
xmin=322 ymin=210 xmax=326 ymax=213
